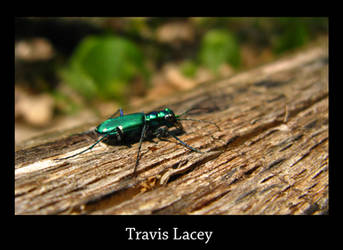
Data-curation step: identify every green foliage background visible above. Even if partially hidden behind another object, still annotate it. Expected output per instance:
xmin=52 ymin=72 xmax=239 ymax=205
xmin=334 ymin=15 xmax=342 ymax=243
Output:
xmin=53 ymin=17 xmax=327 ymax=113
xmin=199 ymin=29 xmax=241 ymax=72
xmin=61 ymin=35 xmax=147 ymax=103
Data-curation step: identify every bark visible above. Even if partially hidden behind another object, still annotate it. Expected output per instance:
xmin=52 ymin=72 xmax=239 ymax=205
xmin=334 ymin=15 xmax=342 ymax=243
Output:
xmin=15 ymin=44 xmax=328 ymax=215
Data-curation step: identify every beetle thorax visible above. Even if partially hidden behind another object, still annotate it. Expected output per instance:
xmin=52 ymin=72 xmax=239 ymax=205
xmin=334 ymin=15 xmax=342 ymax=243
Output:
xmin=145 ymin=108 xmax=176 ymax=127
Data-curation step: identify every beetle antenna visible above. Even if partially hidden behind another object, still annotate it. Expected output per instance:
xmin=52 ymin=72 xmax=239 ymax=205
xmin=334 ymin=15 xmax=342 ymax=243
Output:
xmin=176 ymin=107 xmax=210 ymax=118
xmin=175 ymin=108 xmax=192 ymax=118
xmin=177 ymin=118 xmax=220 ymax=131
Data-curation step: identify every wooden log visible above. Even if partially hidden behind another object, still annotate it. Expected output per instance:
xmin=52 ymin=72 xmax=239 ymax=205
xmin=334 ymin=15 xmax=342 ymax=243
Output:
xmin=15 ymin=44 xmax=328 ymax=215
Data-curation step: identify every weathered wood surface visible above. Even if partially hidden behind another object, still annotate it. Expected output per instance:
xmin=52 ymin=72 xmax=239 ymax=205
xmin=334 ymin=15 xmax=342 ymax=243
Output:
xmin=15 ymin=44 xmax=328 ymax=215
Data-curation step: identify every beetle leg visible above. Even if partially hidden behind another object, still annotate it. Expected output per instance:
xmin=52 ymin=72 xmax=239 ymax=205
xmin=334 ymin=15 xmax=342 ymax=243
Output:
xmin=55 ymin=134 xmax=109 ymax=161
xmin=153 ymin=126 xmax=169 ymax=139
xmin=154 ymin=127 xmax=202 ymax=153
xmin=165 ymin=130 xmax=202 ymax=154
xmin=133 ymin=122 xmax=148 ymax=174
xmin=108 ymin=108 xmax=124 ymax=119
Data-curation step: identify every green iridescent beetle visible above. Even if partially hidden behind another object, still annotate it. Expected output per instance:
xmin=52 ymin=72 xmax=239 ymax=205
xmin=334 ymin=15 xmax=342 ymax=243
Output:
xmin=56 ymin=108 xmax=218 ymax=174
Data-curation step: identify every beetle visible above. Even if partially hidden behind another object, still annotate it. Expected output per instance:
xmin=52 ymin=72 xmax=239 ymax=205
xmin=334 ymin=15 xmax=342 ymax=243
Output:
xmin=56 ymin=107 xmax=218 ymax=174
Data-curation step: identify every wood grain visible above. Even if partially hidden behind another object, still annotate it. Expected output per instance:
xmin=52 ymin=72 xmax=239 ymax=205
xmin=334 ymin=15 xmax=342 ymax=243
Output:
xmin=15 ymin=44 xmax=328 ymax=214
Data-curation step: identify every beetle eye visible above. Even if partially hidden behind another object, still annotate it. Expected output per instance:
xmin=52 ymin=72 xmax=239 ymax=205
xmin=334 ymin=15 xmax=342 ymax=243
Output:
xmin=165 ymin=114 xmax=175 ymax=122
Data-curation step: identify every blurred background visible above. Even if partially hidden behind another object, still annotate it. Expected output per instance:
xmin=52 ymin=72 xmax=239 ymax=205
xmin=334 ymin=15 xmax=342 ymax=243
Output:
xmin=15 ymin=17 xmax=328 ymax=146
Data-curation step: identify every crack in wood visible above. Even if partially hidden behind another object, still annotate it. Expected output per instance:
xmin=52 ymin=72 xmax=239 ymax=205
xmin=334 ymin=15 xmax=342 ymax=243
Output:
xmin=235 ymin=189 xmax=257 ymax=204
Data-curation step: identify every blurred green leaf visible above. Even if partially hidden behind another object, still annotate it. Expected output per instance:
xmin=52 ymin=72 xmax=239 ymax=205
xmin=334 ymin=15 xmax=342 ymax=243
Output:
xmin=51 ymin=90 xmax=81 ymax=114
xmin=180 ymin=60 xmax=197 ymax=78
xmin=273 ymin=18 xmax=310 ymax=54
xmin=61 ymin=35 xmax=147 ymax=103
xmin=198 ymin=29 xmax=240 ymax=72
